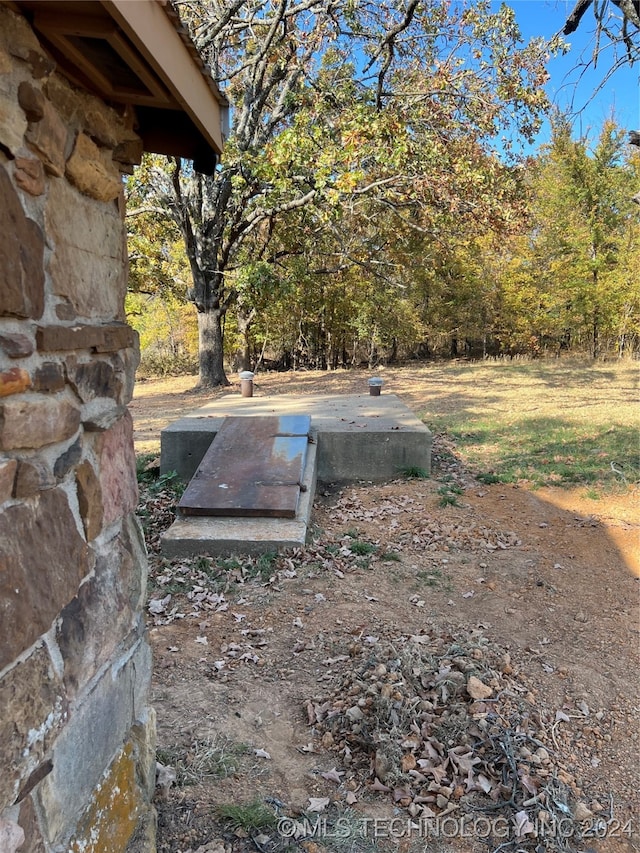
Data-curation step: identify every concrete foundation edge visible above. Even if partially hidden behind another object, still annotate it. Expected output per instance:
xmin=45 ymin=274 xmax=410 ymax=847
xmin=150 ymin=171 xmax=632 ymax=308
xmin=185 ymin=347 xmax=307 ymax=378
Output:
xmin=161 ymin=440 xmax=317 ymax=557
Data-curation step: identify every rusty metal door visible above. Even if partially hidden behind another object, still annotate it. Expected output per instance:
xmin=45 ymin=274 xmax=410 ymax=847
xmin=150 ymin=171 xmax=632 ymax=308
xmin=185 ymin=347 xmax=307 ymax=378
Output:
xmin=178 ymin=415 xmax=311 ymax=518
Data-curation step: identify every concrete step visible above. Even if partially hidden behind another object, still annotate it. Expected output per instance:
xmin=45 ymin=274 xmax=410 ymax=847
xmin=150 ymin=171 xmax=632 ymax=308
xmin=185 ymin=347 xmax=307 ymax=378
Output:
xmin=161 ymin=439 xmax=317 ymax=557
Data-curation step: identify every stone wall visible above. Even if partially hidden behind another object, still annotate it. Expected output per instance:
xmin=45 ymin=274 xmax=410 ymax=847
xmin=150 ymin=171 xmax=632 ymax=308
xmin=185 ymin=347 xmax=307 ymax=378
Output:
xmin=0 ymin=6 xmax=155 ymax=852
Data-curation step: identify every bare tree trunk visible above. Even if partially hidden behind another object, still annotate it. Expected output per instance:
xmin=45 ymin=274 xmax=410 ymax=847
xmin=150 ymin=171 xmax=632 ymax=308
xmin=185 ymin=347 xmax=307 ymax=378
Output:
xmin=592 ymin=269 xmax=600 ymax=360
xmin=592 ymin=308 xmax=600 ymax=360
xmin=236 ymin=306 xmax=257 ymax=371
xmin=198 ymin=308 xmax=230 ymax=387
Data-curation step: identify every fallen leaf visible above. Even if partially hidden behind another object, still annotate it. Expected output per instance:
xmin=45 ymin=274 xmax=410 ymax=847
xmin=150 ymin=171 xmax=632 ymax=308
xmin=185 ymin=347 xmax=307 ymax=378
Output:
xmin=321 ymin=767 xmax=344 ymax=784
xmin=393 ymin=787 xmax=412 ymax=802
xmin=401 ymin=754 xmax=417 ymax=772
xmin=514 ymin=810 xmax=535 ymax=837
xmin=520 ymin=774 xmax=539 ymax=796
xmin=156 ymin=762 xmax=177 ymax=792
xmin=254 ymin=748 xmax=271 ymax=760
xmin=476 ymin=773 xmax=492 ymax=794
xmin=148 ymin=595 xmax=171 ymax=614
xmin=307 ymin=797 xmax=330 ymax=813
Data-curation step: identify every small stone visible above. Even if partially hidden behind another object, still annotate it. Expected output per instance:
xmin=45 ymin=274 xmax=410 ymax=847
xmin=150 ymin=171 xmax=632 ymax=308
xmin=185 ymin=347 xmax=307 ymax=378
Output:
xmin=0 ymin=459 xmax=17 ymax=503
xmin=24 ymin=50 xmax=56 ymax=80
xmin=14 ymin=156 xmax=45 ymax=196
xmin=13 ymin=457 xmax=55 ymax=497
xmin=0 ymin=818 xmax=25 ymax=853
xmin=345 ymin=705 xmax=364 ymax=722
xmin=3 ymin=121 xmax=46 ymax=224
xmin=0 ymin=396 xmax=80 ymax=449
xmin=0 ymin=367 xmax=31 ymax=397
xmin=53 ymin=437 xmax=83 ymax=479
xmin=32 ymin=362 xmax=65 ymax=393
xmin=574 ymin=802 xmax=593 ymax=822
xmin=25 ymin=96 xmax=69 ymax=176
xmin=18 ymin=80 xmax=45 ymax=121
xmin=65 ymin=132 xmax=122 ymax=201
xmin=0 ymin=333 xmax=34 ymax=358
xmin=321 ymin=731 xmax=334 ymax=749
xmin=466 ymin=675 xmax=493 ymax=700
xmin=574 ymin=612 xmax=588 ymax=623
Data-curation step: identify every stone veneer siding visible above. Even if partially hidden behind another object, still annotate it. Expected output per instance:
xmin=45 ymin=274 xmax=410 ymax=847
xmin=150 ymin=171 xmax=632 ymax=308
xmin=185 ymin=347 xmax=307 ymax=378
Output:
xmin=0 ymin=6 xmax=155 ymax=852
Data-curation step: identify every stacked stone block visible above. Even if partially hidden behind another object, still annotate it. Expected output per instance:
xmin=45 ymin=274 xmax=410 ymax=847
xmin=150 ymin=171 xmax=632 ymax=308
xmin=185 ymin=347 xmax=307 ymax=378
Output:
xmin=0 ymin=6 xmax=155 ymax=851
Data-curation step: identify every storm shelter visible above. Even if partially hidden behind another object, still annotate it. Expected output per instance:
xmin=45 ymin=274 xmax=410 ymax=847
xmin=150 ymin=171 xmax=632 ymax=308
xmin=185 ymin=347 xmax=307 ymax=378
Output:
xmin=161 ymin=393 xmax=432 ymax=556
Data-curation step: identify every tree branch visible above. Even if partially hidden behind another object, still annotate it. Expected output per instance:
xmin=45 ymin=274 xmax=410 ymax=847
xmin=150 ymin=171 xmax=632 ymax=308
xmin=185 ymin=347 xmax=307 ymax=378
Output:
xmin=125 ymin=205 xmax=170 ymax=218
xmin=563 ymin=0 xmax=594 ymax=34
xmin=611 ymin=0 xmax=640 ymax=28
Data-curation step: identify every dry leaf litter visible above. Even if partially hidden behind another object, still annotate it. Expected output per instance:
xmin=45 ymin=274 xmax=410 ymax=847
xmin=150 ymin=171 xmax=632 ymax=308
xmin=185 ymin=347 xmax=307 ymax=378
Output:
xmin=140 ymin=434 xmax=637 ymax=853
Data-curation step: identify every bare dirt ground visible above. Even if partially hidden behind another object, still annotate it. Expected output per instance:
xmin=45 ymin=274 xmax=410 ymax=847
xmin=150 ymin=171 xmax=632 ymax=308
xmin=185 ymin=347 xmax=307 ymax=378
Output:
xmin=130 ymin=363 xmax=639 ymax=853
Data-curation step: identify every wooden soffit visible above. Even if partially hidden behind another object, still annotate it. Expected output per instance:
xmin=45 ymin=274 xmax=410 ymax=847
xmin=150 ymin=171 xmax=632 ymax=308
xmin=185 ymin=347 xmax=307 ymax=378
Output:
xmin=10 ymin=0 xmax=228 ymax=173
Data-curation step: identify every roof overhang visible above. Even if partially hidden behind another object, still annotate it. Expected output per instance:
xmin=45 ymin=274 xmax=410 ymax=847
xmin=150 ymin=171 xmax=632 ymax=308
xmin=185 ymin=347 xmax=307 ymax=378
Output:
xmin=9 ymin=0 xmax=228 ymax=174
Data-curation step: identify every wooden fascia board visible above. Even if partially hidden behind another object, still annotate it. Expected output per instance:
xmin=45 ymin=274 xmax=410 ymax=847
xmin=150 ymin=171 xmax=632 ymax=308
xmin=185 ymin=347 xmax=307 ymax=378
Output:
xmin=103 ymin=0 xmax=226 ymax=154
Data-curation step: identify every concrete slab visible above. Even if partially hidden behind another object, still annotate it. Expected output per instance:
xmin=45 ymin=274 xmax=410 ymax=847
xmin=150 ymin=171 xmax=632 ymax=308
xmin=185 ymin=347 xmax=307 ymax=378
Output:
xmin=161 ymin=393 xmax=431 ymax=484
xmin=161 ymin=437 xmax=317 ymax=557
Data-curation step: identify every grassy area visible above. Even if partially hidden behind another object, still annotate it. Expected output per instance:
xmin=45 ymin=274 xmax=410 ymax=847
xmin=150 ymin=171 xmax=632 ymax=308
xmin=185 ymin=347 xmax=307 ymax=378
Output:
xmin=132 ymin=358 xmax=639 ymax=490
xmin=422 ymin=360 xmax=639 ymax=488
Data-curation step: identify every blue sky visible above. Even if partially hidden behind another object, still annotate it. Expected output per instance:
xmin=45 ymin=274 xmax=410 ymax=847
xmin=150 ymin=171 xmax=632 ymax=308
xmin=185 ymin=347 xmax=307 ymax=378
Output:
xmin=491 ymin=0 xmax=639 ymax=150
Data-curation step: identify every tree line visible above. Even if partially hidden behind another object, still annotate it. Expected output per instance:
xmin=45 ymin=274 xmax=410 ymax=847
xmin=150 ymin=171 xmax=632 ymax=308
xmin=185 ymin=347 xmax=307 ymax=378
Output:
xmin=125 ymin=0 xmax=640 ymax=383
